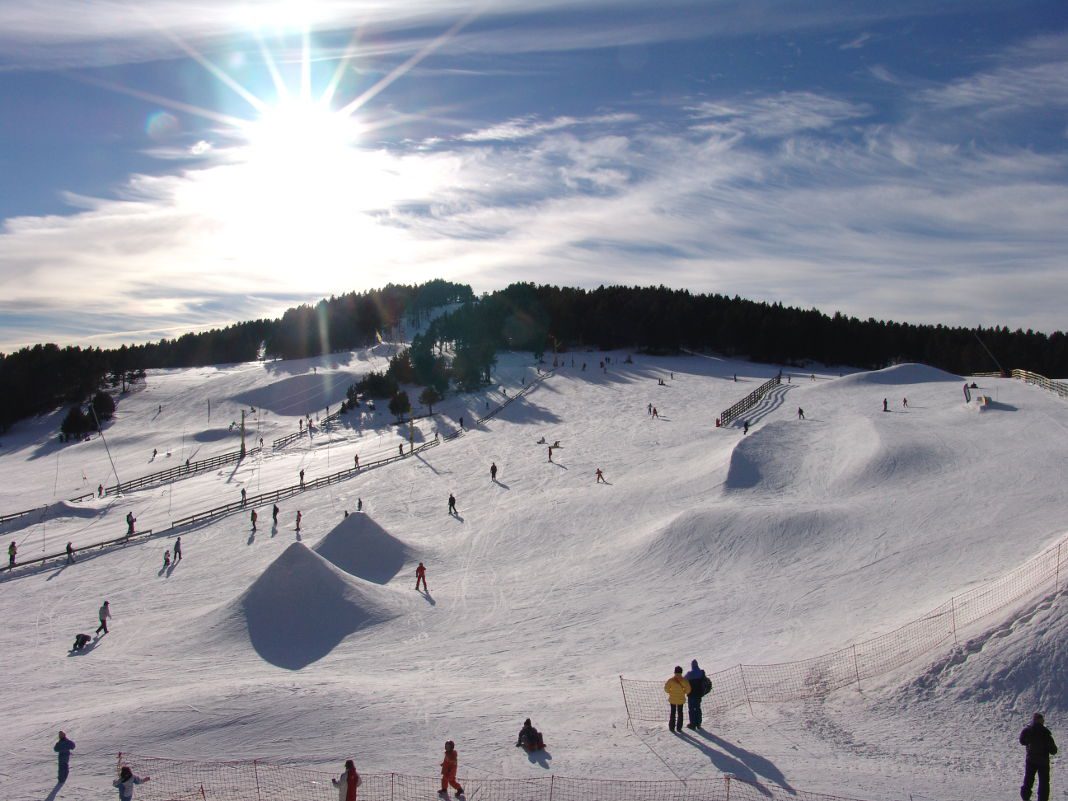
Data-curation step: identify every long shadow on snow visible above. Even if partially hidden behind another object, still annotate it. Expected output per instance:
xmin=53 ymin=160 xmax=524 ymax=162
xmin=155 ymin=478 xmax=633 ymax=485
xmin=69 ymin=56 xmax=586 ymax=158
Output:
xmin=695 ymin=731 xmax=795 ymax=793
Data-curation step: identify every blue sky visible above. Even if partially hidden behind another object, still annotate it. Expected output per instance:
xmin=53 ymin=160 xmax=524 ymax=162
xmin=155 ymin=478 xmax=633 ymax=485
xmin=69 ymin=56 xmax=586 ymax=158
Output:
xmin=0 ymin=0 xmax=1065 ymax=351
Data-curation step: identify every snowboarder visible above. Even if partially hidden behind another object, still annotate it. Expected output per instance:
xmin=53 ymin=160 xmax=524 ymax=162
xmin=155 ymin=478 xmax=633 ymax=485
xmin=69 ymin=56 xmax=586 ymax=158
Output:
xmin=273 ymin=504 xmax=280 ymax=524
xmin=163 ymin=550 xmax=170 ymax=568
xmin=96 ymin=600 xmax=111 ymax=635
xmin=66 ymin=541 xmax=75 ymax=564
xmin=250 ymin=509 xmax=258 ymax=531
xmin=882 ymin=398 xmax=888 ymax=412
xmin=490 ymin=462 xmax=498 ymax=481
xmin=1020 ymin=712 xmax=1057 ymax=801
xmin=684 ymin=659 xmax=709 ymax=730
xmin=595 ymin=468 xmax=606 ymax=483
xmin=8 ymin=540 xmax=16 ymax=568
xmin=516 ymin=719 xmax=545 ymax=752
xmin=71 ymin=633 xmax=91 ymax=652
xmin=241 ymin=488 xmax=247 ymax=506
xmin=295 ymin=511 xmax=302 ymax=531
xmin=173 ymin=537 xmax=182 ymax=562
xmin=299 ymin=469 xmax=305 ymax=487
xmin=55 ymin=731 xmax=75 ymax=783
xmin=332 ymin=759 xmax=361 ymax=801
xmin=664 ymin=665 xmax=691 ymax=733
xmin=797 ymin=407 xmax=804 ymax=420
xmin=113 ymin=766 xmax=150 ymax=800
xmin=357 ymin=498 xmax=363 ymax=512
xmin=438 ymin=740 xmax=463 ymax=799
xmin=448 ymin=494 xmax=457 ymax=515
xmin=743 ymin=421 xmax=749 ymax=435
xmin=416 ymin=561 xmax=428 ymax=592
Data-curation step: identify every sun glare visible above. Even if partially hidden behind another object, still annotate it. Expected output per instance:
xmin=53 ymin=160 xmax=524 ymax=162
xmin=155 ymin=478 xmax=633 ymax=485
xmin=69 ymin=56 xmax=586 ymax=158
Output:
xmin=244 ymin=99 xmax=361 ymax=174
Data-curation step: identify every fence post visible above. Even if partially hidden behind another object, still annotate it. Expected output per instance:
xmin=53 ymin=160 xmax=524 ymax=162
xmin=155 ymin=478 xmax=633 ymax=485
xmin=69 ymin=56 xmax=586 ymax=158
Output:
xmin=619 ymin=676 xmax=633 ymax=724
xmin=549 ymin=774 xmax=555 ymax=801
xmin=1057 ymin=542 xmax=1062 ymax=592
xmin=739 ymin=666 xmax=754 ymax=715
xmin=199 ymin=784 xmax=207 ymax=800
xmin=852 ymin=645 xmax=862 ymax=690
xmin=391 ymin=772 xmax=395 ymax=801
xmin=951 ymin=597 xmax=958 ymax=644
xmin=724 ymin=775 xmax=731 ymax=801
xmin=253 ymin=758 xmax=262 ymax=801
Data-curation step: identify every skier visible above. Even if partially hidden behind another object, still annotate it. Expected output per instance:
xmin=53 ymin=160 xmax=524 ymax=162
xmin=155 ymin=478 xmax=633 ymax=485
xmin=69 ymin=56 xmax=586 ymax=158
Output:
xmin=96 ymin=600 xmax=111 ymax=635
xmin=163 ymin=550 xmax=170 ymax=569
xmin=152 ymin=448 xmax=157 ymax=459
xmin=663 ymin=665 xmax=691 ymax=733
xmin=459 ymin=416 xmax=464 ymax=430
xmin=743 ymin=421 xmax=749 ymax=435
xmin=448 ymin=494 xmax=457 ymax=515
xmin=71 ymin=633 xmax=92 ymax=652
xmin=173 ymin=537 xmax=182 ymax=562
xmin=416 ymin=561 xmax=428 ymax=592
xmin=55 ymin=731 xmax=75 ymax=783
xmin=647 ymin=403 xmax=652 ymax=415
xmin=273 ymin=504 xmax=280 ymax=525
xmin=296 ymin=511 xmax=302 ymax=532
xmin=98 ymin=484 xmax=103 ymax=497
xmin=354 ymin=454 xmax=359 ymax=469
xmin=797 ymin=407 xmax=804 ymax=420
xmin=547 ymin=446 xmax=553 ymax=463
xmin=1020 ymin=712 xmax=1058 ymax=801
xmin=241 ymin=488 xmax=247 ymax=506
xmin=684 ymin=659 xmax=709 ymax=730
xmin=438 ymin=740 xmax=463 ymax=799
xmin=251 ymin=509 xmax=258 ymax=531
xmin=299 ymin=469 xmax=305 ymax=487
xmin=113 ymin=766 xmax=150 ymax=800
xmin=652 ymin=407 xmax=659 ymax=419
xmin=125 ymin=512 xmax=136 ymax=536
xmin=357 ymin=498 xmax=363 ymax=512
xmin=331 ymin=759 xmax=361 ymax=801
xmin=595 ymin=468 xmax=606 ymax=483
xmin=882 ymin=398 xmax=888 ymax=412
xmin=66 ymin=542 xmax=75 ymax=564
xmin=515 ymin=719 xmax=545 ymax=752
xmin=490 ymin=462 xmax=498 ymax=481
xmin=8 ymin=540 xmax=16 ymax=568
xmin=399 ymin=443 xmax=404 ymax=457
xmin=903 ymin=397 xmax=908 ymax=408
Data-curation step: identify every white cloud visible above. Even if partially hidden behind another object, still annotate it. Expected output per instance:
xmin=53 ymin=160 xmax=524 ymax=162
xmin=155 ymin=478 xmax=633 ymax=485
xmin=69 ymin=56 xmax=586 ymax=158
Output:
xmin=687 ymin=92 xmax=871 ymax=138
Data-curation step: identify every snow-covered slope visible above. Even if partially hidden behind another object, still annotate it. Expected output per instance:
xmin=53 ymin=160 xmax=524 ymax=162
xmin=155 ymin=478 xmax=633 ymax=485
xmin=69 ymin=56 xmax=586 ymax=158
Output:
xmin=1 ymin=351 xmax=1065 ymax=801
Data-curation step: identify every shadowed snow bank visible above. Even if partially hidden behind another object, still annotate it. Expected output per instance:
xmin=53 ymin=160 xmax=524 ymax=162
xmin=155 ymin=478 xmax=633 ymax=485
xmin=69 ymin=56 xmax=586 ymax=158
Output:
xmin=312 ymin=513 xmax=414 ymax=584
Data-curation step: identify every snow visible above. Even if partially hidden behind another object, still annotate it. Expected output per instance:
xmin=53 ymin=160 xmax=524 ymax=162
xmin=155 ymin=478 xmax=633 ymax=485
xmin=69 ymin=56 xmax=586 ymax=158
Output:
xmin=1 ymin=349 xmax=1066 ymax=801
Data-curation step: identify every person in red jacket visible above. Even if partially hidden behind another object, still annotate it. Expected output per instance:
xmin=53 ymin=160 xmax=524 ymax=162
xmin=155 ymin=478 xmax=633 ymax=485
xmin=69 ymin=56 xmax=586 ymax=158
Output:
xmin=415 ymin=562 xmax=428 ymax=592
xmin=438 ymin=740 xmax=463 ymax=798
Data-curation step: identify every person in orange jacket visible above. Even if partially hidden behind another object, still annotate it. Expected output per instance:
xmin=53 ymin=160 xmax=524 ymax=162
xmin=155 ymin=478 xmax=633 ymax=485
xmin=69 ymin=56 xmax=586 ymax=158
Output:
xmin=438 ymin=740 xmax=463 ymax=798
xmin=664 ymin=665 xmax=691 ymax=733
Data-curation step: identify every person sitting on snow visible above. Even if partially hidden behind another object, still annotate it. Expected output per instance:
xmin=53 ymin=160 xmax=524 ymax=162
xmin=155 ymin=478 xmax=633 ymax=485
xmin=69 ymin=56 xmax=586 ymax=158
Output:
xmin=515 ymin=719 xmax=545 ymax=752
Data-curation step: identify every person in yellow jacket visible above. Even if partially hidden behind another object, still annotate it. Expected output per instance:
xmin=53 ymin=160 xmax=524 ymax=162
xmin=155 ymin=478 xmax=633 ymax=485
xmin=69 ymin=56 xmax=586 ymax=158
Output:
xmin=664 ymin=666 xmax=691 ymax=732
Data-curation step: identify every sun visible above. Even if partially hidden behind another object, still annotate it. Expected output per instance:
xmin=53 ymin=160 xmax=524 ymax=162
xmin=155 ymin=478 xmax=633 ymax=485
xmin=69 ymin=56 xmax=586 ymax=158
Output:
xmin=243 ymin=97 xmax=362 ymax=179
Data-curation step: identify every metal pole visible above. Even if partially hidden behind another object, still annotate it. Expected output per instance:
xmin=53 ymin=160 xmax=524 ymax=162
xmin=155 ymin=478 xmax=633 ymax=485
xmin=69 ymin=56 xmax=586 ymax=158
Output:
xmin=951 ymin=597 xmax=958 ymax=644
xmin=1057 ymin=542 xmax=1062 ymax=592
xmin=852 ymin=645 xmax=862 ymax=690
xmin=253 ymin=758 xmax=262 ymax=801
xmin=739 ymin=666 xmax=754 ymax=715
xmin=89 ymin=403 xmax=122 ymax=492
xmin=618 ymin=676 xmax=633 ymax=723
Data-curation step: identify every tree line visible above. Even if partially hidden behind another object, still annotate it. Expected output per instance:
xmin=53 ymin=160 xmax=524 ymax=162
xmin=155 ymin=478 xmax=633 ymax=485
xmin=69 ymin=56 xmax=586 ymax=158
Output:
xmin=2 ymin=280 xmax=1065 ymax=432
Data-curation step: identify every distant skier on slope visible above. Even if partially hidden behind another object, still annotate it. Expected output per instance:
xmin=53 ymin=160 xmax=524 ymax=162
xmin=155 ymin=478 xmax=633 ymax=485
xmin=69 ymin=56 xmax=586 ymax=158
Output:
xmin=251 ymin=509 xmax=258 ymax=532
xmin=797 ymin=407 xmax=804 ymax=420
xmin=66 ymin=542 xmax=75 ymax=564
xmin=55 ymin=731 xmax=75 ymax=783
xmin=173 ymin=537 xmax=182 ymax=562
xmin=273 ymin=504 xmax=279 ymax=525
xmin=8 ymin=541 xmax=16 ymax=568
xmin=416 ymin=562 xmax=428 ymax=592
xmin=296 ymin=511 xmax=302 ymax=532
xmin=162 ymin=550 xmax=170 ymax=569
xmin=515 ymin=719 xmax=545 ymax=752
xmin=743 ymin=421 xmax=749 ymax=435
xmin=448 ymin=494 xmax=457 ymax=515
xmin=595 ymin=468 xmax=606 ymax=483
xmin=882 ymin=398 xmax=888 ymax=412
xmin=490 ymin=462 xmax=498 ymax=481
xmin=71 ymin=633 xmax=91 ymax=652
xmin=96 ymin=600 xmax=111 ymax=635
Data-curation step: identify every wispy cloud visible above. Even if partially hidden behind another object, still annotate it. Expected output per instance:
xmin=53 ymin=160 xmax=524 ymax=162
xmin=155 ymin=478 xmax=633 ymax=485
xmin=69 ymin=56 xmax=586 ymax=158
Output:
xmin=459 ymin=113 xmax=637 ymax=142
xmin=687 ymin=92 xmax=871 ymax=137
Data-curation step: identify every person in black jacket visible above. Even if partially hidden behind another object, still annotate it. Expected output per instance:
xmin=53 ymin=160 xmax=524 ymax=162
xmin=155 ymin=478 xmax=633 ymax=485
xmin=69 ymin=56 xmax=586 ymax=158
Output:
xmin=684 ymin=659 xmax=708 ymax=730
xmin=1021 ymin=712 xmax=1058 ymax=801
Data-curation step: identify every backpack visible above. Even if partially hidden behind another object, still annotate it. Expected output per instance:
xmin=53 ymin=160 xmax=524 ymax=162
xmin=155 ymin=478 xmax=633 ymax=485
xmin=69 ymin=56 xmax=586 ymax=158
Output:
xmin=699 ymin=675 xmax=712 ymax=697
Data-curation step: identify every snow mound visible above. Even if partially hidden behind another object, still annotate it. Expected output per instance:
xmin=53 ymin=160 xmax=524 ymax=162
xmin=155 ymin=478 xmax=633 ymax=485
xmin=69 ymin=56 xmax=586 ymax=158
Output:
xmin=834 ymin=362 xmax=960 ymax=386
xmin=231 ymin=372 xmax=356 ymax=416
xmin=312 ymin=513 xmax=413 ymax=584
xmin=216 ymin=542 xmax=402 ymax=670
xmin=0 ymin=499 xmax=99 ymax=535
xmin=895 ymin=589 xmax=1068 ymax=718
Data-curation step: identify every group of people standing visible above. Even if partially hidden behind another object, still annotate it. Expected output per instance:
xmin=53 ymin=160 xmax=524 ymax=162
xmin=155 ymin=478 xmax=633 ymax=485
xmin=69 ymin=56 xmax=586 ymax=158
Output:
xmin=664 ymin=660 xmax=712 ymax=732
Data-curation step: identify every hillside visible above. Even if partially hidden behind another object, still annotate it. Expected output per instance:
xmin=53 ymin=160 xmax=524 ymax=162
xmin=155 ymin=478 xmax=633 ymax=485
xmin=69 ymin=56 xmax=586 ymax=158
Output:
xmin=1 ymin=349 xmax=1065 ymax=801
